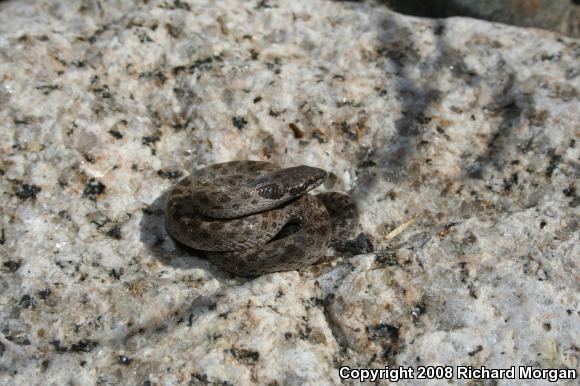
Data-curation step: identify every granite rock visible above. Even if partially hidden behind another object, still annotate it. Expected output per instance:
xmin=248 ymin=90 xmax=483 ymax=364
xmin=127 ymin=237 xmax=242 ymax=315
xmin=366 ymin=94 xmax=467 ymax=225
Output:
xmin=0 ymin=0 xmax=578 ymax=385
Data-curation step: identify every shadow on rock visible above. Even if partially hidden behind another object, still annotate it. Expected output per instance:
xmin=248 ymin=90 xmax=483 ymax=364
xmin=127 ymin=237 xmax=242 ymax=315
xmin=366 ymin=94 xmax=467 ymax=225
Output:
xmin=353 ymin=13 xmax=440 ymax=200
xmin=375 ymin=0 xmax=579 ymax=38
xmin=353 ymin=10 xmax=536 ymax=213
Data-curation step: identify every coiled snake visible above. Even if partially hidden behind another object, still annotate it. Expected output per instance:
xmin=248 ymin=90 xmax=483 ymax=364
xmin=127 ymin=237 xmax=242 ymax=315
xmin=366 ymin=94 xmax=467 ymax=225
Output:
xmin=165 ymin=161 xmax=358 ymax=276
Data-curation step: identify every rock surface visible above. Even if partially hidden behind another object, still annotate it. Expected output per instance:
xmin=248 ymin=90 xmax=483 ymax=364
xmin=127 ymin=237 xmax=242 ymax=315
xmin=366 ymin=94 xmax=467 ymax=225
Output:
xmin=0 ymin=0 xmax=578 ymax=385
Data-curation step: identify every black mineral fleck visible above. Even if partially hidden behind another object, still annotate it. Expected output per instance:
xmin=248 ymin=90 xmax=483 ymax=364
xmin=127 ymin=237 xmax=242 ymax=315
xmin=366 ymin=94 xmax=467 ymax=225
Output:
xmin=157 ymin=169 xmax=183 ymax=180
xmin=38 ymin=288 xmax=51 ymax=299
xmin=232 ymin=116 xmax=248 ymax=130
xmin=106 ymin=225 xmax=122 ymax=240
xmin=142 ymin=134 xmax=161 ymax=146
xmin=3 ymin=260 xmax=22 ymax=273
xmin=366 ymin=323 xmax=399 ymax=341
xmin=108 ymin=129 xmax=123 ymax=139
xmin=15 ymin=183 xmax=41 ymax=200
xmin=82 ymin=179 xmax=106 ymax=200
xmin=227 ymin=348 xmax=259 ymax=365
xmin=70 ymin=340 xmax=98 ymax=353
xmin=118 ymin=355 xmax=133 ymax=365
xmin=545 ymin=154 xmax=562 ymax=177
xmin=19 ymin=294 xmax=37 ymax=309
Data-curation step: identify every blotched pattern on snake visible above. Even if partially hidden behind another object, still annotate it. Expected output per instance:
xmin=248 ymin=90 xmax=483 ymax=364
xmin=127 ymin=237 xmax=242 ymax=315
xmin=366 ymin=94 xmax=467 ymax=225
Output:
xmin=165 ymin=161 xmax=358 ymax=276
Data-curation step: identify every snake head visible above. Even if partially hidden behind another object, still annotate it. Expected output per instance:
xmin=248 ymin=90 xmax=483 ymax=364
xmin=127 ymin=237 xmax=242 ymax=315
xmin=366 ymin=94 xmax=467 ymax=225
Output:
xmin=254 ymin=166 xmax=327 ymax=200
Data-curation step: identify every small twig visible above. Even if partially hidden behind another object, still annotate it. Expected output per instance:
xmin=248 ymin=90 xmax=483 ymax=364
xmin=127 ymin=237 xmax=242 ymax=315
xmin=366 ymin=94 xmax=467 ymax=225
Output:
xmin=384 ymin=217 xmax=416 ymax=241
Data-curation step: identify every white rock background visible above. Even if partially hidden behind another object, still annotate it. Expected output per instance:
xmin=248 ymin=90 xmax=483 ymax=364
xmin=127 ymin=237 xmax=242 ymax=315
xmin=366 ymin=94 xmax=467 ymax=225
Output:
xmin=0 ymin=0 xmax=578 ymax=385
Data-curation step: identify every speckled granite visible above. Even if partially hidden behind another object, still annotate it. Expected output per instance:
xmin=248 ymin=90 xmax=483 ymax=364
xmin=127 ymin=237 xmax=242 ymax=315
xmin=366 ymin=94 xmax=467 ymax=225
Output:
xmin=0 ymin=0 xmax=578 ymax=385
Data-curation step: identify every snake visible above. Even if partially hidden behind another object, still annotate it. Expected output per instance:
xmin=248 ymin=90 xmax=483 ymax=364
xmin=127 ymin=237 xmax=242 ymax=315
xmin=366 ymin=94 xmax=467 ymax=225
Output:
xmin=164 ymin=161 xmax=358 ymax=277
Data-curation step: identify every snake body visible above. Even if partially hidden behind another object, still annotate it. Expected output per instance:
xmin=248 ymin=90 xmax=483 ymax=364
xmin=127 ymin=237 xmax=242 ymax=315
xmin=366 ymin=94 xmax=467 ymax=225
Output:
xmin=165 ymin=161 xmax=358 ymax=276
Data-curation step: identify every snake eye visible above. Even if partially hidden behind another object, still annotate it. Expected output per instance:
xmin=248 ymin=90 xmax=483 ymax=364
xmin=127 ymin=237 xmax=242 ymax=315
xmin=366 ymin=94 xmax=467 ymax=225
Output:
xmin=257 ymin=183 xmax=285 ymax=199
